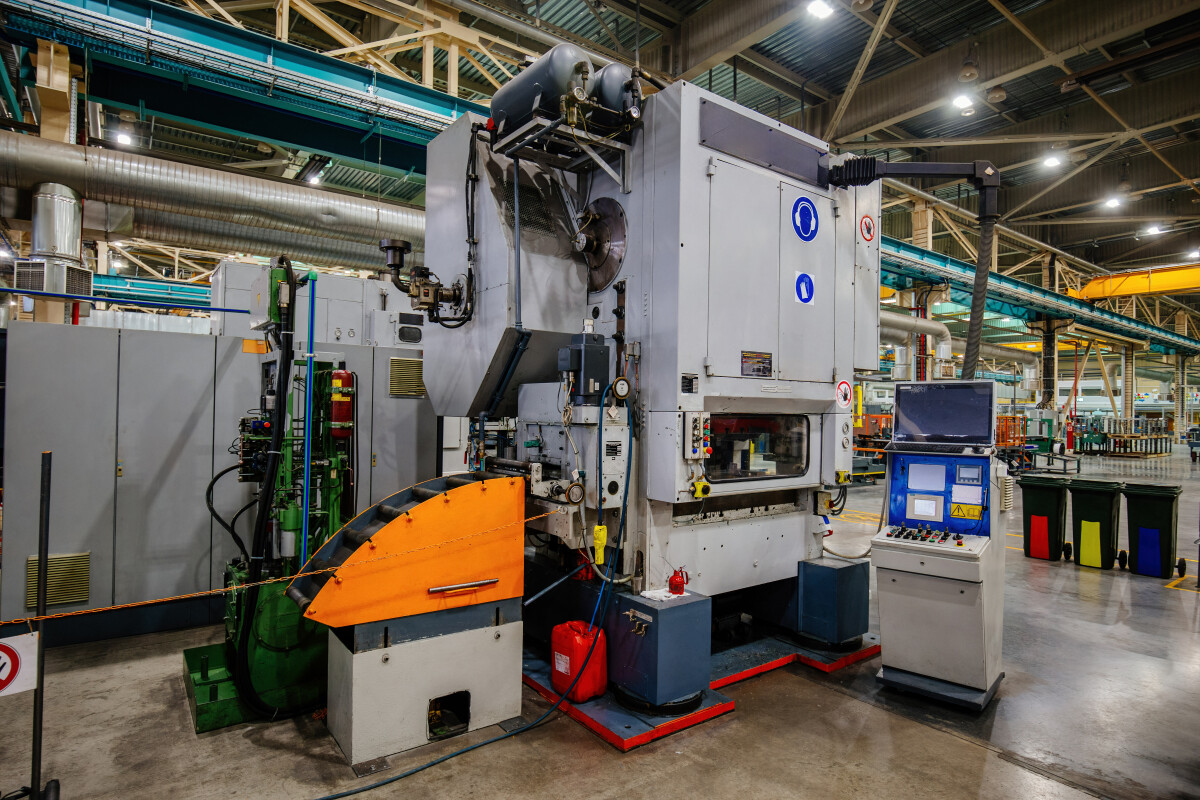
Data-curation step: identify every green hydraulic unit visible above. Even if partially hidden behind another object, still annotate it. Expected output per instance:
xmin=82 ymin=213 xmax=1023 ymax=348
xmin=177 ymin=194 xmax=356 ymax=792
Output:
xmin=185 ymin=264 xmax=358 ymax=732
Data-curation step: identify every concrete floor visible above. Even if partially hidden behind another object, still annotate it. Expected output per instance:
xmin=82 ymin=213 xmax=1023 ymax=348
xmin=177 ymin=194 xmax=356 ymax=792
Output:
xmin=1 ymin=452 xmax=1198 ymax=800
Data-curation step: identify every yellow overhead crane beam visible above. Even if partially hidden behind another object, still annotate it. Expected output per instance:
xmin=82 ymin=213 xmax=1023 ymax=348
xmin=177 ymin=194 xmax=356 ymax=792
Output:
xmin=1069 ymin=263 xmax=1200 ymax=300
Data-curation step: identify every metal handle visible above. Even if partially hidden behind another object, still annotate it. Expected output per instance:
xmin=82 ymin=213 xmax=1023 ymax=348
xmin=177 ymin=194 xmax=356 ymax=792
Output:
xmin=427 ymin=578 xmax=499 ymax=594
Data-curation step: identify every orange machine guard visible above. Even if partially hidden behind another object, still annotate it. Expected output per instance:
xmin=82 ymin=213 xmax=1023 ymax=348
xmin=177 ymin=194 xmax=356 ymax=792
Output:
xmin=301 ymin=478 xmax=526 ymax=628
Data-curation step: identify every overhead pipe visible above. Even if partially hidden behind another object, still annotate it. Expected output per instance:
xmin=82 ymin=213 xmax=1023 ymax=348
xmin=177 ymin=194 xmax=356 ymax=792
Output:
xmin=0 ymin=130 xmax=425 ymax=249
xmin=437 ymin=0 xmax=612 ymax=66
xmin=130 ymin=209 xmax=398 ymax=271
xmin=880 ymin=309 xmax=1039 ymax=370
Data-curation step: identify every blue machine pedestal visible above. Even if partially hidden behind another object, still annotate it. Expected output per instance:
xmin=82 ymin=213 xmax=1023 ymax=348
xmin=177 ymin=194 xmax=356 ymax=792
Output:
xmin=877 ymin=666 xmax=1004 ymax=712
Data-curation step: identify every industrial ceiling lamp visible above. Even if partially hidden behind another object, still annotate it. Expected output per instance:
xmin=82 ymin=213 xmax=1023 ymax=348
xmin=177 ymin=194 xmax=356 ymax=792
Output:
xmin=808 ymin=0 xmax=834 ymax=19
xmin=1042 ymin=154 xmax=1061 ymax=167
xmin=1104 ymin=197 xmax=1121 ymax=208
xmin=1189 ymin=249 xmax=1200 ymax=259
xmin=959 ymin=42 xmax=980 ymax=82
xmin=851 ymin=0 xmax=874 ymax=11
xmin=986 ymin=84 xmax=1007 ymax=103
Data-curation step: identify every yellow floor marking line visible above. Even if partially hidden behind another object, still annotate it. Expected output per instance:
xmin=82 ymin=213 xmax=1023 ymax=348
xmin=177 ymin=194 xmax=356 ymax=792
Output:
xmin=1164 ymin=576 xmax=1200 ymax=594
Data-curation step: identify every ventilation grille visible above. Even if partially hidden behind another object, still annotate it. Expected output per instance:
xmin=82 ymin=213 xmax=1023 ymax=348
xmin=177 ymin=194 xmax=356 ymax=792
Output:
xmin=389 ymin=357 xmax=426 ymax=397
xmin=25 ymin=552 xmax=91 ymax=609
xmin=15 ymin=260 xmax=93 ymax=296
xmin=503 ymin=180 xmax=557 ymax=237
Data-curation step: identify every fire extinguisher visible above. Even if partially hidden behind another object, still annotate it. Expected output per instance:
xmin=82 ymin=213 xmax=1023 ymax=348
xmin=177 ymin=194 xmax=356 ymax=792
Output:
xmin=669 ymin=567 xmax=689 ymax=595
xmin=330 ymin=369 xmax=354 ymax=439
xmin=1065 ymin=419 xmax=1075 ymax=453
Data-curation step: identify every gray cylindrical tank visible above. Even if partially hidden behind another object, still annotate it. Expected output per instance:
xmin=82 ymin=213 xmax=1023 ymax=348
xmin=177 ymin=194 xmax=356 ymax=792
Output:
xmin=591 ymin=62 xmax=633 ymax=114
xmin=31 ymin=182 xmax=83 ymax=265
xmin=490 ymin=43 xmax=594 ymax=134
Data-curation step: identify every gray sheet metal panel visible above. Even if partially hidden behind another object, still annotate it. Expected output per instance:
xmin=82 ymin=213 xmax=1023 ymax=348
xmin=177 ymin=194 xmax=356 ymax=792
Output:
xmin=209 ymin=335 xmax=262 ymax=588
xmin=1 ymin=323 xmax=119 ymax=617
xmin=853 ymin=183 xmax=881 ymax=372
xmin=368 ymin=346 xmax=437 ymax=504
xmin=698 ymin=99 xmax=829 ymax=188
xmin=114 ymin=330 xmax=217 ymax=604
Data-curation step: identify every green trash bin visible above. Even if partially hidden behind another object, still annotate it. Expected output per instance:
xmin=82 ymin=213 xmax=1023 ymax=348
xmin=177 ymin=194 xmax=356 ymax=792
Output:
xmin=1122 ymin=483 xmax=1185 ymax=579
xmin=1016 ymin=475 xmax=1070 ymax=561
xmin=1067 ymin=479 xmax=1123 ymax=569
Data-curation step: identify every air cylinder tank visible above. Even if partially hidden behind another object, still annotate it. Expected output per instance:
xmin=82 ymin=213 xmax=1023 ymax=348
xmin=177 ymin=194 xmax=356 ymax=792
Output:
xmin=489 ymin=43 xmax=594 ymax=135
xmin=591 ymin=62 xmax=633 ymax=114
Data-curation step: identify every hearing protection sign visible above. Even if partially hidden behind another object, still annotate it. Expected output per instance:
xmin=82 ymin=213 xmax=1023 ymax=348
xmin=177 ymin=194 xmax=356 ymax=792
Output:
xmin=791 ymin=196 xmax=819 ymax=242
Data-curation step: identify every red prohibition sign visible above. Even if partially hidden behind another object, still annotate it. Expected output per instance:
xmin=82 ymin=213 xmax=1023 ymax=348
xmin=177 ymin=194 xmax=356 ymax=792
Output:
xmin=0 ymin=642 xmax=20 ymax=693
xmin=860 ymin=215 xmax=876 ymax=241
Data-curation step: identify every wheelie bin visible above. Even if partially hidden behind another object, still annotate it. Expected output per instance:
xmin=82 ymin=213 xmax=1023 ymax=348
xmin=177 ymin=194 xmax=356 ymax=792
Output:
xmin=1067 ymin=479 xmax=1123 ymax=569
xmin=1016 ymin=475 xmax=1071 ymax=561
xmin=1122 ymin=483 xmax=1185 ymax=578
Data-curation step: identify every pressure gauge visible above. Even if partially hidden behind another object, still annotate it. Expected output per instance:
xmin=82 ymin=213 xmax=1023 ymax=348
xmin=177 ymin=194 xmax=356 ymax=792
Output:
xmin=566 ymin=482 xmax=585 ymax=505
xmin=612 ymin=376 xmax=632 ymax=400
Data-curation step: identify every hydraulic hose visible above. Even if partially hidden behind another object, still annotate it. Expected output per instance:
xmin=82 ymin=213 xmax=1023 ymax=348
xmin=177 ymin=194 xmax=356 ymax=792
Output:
xmin=960 ymin=186 xmax=999 ymax=379
xmin=206 ymin=464 xmax=250 ymax=563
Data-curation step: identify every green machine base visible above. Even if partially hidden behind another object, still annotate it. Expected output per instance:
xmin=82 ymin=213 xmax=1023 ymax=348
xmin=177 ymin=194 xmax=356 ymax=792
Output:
xmin=184 ymin=579 xmax=327 ymax=733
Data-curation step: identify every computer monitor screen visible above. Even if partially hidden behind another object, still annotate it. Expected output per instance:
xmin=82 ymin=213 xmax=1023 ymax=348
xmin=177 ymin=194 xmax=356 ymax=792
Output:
xmin=893 ymin=381 xmax=996 ymax=445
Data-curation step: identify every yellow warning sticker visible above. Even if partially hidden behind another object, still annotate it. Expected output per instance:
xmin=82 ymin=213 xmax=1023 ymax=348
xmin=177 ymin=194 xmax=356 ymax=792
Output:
xmin=951 ymin=503 xmax=983 ymax=520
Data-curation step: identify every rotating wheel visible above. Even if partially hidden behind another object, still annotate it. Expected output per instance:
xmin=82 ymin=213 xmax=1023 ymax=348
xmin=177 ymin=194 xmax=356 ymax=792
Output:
xmin=1063 ymin=541 xmax=1073 ymax=562
xmin=1117 ymin=550 xmax=1128 ymax=570
xmin=1179 ymin=558 xmax=1188 ymax=578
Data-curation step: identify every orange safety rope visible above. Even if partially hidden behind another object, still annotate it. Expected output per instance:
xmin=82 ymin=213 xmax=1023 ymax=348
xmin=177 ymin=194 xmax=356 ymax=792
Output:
xmin=0 ymin=509 xmax=562 ymax=627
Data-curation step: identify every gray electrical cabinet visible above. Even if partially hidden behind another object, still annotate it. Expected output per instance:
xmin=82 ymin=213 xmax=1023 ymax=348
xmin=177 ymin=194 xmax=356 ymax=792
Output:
xmin=0 ymin=321 xmax=436 ymax=633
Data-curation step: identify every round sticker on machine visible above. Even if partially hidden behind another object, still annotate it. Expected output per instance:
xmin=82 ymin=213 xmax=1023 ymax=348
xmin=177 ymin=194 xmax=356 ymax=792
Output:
xmin=835 ymin=380 xmax=853 ymax=409
xmin=794 ymin=272 xmax=815 ymax=304
xmin=860 ymin=214 xmax=876 ymax=241
xmin=791 ymin=197 xmax=819 ymax=242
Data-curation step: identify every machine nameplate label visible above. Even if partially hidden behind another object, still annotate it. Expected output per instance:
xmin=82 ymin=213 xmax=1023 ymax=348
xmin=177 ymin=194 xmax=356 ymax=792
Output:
xmin=741 ymin=351 xmax=773 ymax=377
xmin=951 ymin=503 xmax=983 ymax=520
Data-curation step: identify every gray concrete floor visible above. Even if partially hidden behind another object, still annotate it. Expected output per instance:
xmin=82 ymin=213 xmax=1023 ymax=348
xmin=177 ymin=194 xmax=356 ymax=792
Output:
xmin=2 ymin=452 xmax=1198 ymax=799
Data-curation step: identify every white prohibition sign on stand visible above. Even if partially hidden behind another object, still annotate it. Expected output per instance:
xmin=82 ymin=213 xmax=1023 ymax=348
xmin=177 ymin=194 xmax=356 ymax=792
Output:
xmin=835 ymin=380 xmax=853 ymax=409
xmin=0 ymin=633 xmax=38 ymax=696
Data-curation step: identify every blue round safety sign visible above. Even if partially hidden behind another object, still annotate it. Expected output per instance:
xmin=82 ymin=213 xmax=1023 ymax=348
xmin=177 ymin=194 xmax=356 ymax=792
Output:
xmin=792 ymin=197 xmax=819 ymax=242
xmin=795 ymin=272 xmax=815 ymax=304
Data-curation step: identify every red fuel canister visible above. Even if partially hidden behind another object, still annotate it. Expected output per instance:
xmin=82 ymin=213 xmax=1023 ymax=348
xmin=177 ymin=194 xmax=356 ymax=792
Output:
xmin=550 ymin=620 xmax=607 ymax=703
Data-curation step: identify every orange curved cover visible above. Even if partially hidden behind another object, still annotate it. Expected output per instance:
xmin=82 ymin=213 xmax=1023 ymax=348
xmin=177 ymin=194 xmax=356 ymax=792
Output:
xmin=304 ymin=478 xmax=526 ymax=628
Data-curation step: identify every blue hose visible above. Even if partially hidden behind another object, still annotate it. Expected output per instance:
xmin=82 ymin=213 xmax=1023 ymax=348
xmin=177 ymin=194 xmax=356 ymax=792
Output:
xmin=301 ymin=273 xmax=317 ymax=565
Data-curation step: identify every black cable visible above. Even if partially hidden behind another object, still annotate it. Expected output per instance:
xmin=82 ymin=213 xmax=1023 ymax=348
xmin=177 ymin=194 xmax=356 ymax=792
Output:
xmin=230 ymin=496 xmax=259 ymax=537
xmin=206 ymin=464 xmax=250 ymax=562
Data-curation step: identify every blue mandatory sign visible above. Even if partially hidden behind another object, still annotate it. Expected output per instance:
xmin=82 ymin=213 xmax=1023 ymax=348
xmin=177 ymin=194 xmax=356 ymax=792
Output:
xmin=795 ymin=272 xmax=815 ymax=304
xmin=791 ymin=196 xmax=819 ymax=242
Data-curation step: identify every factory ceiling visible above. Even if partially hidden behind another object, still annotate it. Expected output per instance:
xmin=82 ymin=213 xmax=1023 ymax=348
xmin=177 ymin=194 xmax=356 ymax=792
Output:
xmin=7 ymin=0 xmax=1200 ymax=337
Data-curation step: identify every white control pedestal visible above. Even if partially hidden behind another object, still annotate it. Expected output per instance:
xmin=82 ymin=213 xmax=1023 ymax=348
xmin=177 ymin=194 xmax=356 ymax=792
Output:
xmin=872 ymin=526 xmax=1004 ymax=710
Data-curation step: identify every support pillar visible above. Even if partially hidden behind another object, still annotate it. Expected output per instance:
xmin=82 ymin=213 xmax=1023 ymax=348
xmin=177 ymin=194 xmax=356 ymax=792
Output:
xmin=1122 ymin=346 xmax=1136 ymax=418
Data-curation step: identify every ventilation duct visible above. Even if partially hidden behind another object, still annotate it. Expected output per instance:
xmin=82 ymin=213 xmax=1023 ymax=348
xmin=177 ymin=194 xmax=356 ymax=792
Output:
xmin=0 ymin=130 xmax=425 ymax=250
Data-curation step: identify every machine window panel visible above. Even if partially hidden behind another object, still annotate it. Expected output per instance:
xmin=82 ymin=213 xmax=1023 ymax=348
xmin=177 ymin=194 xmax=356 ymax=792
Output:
xmin=706 ymin=414 xmax=809 ymax=482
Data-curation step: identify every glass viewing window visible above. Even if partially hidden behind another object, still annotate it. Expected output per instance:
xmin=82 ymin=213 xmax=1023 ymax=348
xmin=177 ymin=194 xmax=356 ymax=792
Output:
xmin=705 ymin=414 xmax=809 ymax=482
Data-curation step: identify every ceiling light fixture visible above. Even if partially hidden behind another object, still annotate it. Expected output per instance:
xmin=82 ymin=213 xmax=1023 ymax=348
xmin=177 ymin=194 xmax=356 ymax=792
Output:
xmin=952 ymin=94 xmax=973 ymax=109
xmin=1043 ymin=155 xmax=1061 ymax=167
xmin=1189 ymin=250 xmax=1200 ymax=259
xmin=1147 ymin=225 xmax=1161 ymax=235
xmin=116 ymin=133 xmax=132 ymax=145
xmin=307 ymin=176 xmax=321 ymax=185
xmin=1104 ymin=197 xmax=1120 ymax=208
xmin=807 ymin=0 xmax=833 ymax=18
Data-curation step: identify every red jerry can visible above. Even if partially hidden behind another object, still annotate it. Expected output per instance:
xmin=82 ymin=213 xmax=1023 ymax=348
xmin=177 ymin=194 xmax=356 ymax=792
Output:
xmin=550 ymin=620 xmax=607 ymax=703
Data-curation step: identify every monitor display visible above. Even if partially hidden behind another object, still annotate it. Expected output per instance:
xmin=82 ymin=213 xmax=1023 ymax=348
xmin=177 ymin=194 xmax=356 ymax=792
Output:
xmin=893 ymin=381 xmax=996 ymax=445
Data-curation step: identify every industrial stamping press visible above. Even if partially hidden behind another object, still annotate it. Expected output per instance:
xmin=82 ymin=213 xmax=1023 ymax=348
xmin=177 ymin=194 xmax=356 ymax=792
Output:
xmin=356 ymin=42 xmax=885 ymax=738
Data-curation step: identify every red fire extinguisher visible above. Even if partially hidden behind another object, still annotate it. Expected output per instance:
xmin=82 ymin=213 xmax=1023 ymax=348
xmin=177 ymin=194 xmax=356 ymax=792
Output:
xmin=330 ymin=369 xmax=354 ymax=439
xmin=669 ymin=567 xmax=689 ymax=595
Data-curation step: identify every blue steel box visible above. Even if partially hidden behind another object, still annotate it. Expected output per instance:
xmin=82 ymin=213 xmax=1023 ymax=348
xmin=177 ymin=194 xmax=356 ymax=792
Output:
xmin=604 ymin=590 xmax=711 ymax=707
xmin=795 ymin=557 xmax=869 ymax=645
